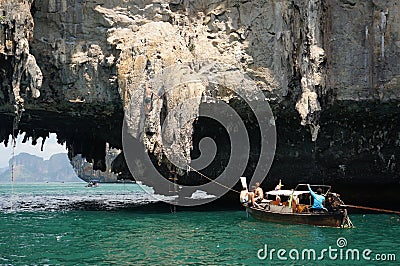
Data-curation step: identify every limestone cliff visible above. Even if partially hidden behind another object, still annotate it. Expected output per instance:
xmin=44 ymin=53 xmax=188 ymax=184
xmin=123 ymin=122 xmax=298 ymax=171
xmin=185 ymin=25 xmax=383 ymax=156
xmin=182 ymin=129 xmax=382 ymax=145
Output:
xmin=0 ymin=0 xmax=42 ymax=112
xmin=0 ymin=0 xmax=399 ymax=196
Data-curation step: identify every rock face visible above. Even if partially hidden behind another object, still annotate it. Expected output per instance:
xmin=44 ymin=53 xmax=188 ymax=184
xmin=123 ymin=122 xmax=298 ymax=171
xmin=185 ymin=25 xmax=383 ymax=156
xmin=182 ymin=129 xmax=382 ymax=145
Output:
xmin=71 ymin=145 xmax=120 ymax=183
xmin=0 ymin=1 xmax=399 ymax=200
xmin=0 ymin=0 xmax=42 ymax=111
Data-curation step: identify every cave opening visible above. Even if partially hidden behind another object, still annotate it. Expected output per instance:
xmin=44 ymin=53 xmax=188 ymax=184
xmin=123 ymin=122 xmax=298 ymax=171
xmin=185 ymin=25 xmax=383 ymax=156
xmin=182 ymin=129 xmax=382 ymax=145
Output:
xmin=0 ymin=103 xmax=124 ymax=183
xmin=188 ymin=99 xmax=263 ymax=188
xmin=140 ymin=97 xmax=264 ymax=198
xmin=0 ymin=132 xmax=82 ymax=183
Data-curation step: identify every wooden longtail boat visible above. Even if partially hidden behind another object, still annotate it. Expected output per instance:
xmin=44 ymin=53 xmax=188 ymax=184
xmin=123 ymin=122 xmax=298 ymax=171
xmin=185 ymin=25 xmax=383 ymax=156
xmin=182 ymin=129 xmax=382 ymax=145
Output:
xmin=244 ymin=184 xmax=353 ymax=228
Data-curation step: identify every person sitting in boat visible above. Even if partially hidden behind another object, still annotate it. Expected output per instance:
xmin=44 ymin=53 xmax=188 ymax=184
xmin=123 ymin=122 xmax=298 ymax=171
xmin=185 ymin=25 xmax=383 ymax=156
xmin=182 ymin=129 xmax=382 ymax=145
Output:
xmin=307 ymin=184 xmax=326 ymax=211
xmin=324 ymin=194 xmax=334 ymax=212
xmin=274 ymin=179 xmax=283 ymax=204
xmin=248 ymin=182 xmax=264 ymax=206
xmin=254 ymin=182 xmax=264 ymax=203
xmin=290 ymin=193 xmax=300 ymax=212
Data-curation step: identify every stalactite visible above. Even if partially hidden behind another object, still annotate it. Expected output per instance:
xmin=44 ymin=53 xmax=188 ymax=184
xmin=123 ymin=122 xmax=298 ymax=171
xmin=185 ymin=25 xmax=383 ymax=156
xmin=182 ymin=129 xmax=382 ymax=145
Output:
xmin=0 ymin=0 xmax=42 ymax=111
xmin=380 ymin=10 xmax=388 ymax=61
xmin=294 ymin=0 xmax=327 ymax=141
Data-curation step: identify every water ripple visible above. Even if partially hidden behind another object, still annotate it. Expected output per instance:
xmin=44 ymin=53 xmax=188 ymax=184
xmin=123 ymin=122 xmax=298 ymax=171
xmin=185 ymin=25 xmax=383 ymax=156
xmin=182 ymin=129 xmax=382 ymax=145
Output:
xmin=0 ymin=183 xmax=173 ymax=212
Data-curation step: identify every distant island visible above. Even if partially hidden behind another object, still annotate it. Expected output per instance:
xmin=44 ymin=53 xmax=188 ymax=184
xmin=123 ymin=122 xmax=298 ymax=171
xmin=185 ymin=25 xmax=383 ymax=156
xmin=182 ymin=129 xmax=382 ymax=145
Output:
xmin=0 ymin=153 xmax=82 ymax=183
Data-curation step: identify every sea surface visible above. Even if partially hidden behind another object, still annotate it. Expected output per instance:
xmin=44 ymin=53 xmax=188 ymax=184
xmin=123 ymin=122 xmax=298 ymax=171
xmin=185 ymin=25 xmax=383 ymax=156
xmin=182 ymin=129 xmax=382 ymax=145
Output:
xmin=0 ymin=183 xmax=399 ymax=265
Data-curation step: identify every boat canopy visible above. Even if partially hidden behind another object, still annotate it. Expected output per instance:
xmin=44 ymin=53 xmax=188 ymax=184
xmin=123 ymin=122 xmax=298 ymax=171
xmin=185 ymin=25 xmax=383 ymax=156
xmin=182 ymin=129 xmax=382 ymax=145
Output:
xmin=266 ymin=190 xmax=309 ymax=196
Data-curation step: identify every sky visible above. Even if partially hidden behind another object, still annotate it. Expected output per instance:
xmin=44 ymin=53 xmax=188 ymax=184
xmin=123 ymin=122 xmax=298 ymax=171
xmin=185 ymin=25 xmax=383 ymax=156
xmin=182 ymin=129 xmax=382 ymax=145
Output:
xmin=0 ymin=133 xmax=68 ymax=168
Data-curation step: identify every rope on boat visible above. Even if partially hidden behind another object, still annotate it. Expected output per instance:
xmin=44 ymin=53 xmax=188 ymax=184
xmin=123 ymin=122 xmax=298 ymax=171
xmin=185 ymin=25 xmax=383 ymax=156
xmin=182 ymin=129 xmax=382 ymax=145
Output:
xmin=187 ymin=165 xmax=241 ymax=194
xmin=342 ymin=204 xmax=400 ymax=215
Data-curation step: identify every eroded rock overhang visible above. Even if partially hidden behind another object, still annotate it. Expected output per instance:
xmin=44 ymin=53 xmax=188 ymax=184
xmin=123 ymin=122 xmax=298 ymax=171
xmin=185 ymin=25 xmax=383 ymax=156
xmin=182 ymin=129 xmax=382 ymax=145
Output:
xmin=0 ymin=0 xmax=399 ymax=189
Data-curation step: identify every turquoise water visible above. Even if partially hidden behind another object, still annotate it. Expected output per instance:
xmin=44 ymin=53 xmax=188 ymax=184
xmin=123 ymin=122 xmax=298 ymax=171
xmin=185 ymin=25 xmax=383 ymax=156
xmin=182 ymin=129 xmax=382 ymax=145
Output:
xmin=0 ymin=183 xmax=399 ymax=265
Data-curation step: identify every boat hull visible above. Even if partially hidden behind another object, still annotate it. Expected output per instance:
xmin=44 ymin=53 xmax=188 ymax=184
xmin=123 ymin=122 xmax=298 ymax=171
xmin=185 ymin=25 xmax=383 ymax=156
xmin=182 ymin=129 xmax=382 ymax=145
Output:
xmin=246 ymin=207 xmax=345 ymax=227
